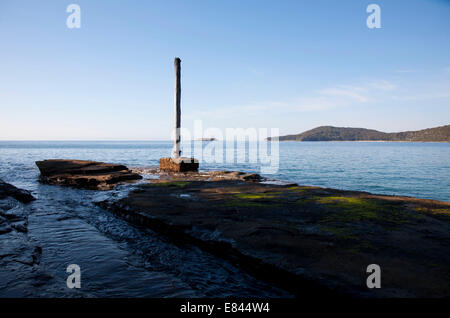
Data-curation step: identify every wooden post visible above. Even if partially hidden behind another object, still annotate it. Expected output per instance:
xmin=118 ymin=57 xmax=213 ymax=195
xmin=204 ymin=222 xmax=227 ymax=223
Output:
xmin=173 ymin=57 xmax=181 ymax=158
xmin=159 ymin=57 xmax=198 ymax=172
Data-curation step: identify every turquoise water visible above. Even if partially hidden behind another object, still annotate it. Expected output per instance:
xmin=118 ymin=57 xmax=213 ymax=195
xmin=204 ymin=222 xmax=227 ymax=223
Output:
xmin=0 ymin=141 xmax=449 ymax=201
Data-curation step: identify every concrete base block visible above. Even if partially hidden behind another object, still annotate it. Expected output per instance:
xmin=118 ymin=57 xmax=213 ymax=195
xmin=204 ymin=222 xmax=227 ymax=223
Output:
xmin=159 ymin=157 xmax=199 ymax=172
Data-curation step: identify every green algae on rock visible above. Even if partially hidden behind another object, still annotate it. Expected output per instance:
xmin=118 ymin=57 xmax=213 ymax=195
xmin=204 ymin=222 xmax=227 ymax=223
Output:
xmin=97 ymin=170 xmax=450 ymax=298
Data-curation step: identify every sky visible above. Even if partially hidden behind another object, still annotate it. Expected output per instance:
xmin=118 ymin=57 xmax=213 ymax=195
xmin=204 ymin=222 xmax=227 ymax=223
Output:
xmin=0 ymin=0 xmax=449 ymax=140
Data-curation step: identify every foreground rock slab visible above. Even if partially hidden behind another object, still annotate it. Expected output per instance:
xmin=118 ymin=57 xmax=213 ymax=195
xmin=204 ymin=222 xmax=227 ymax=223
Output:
xmin=35 ymin=159 xmax=142 ymax=190
xmin=98 ymin=174 xmax=450 ymax=298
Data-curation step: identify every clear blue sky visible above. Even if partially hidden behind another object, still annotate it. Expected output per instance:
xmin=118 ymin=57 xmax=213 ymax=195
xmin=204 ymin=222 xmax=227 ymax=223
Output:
xmin=0 ymin=0 xmax=449 ymax=140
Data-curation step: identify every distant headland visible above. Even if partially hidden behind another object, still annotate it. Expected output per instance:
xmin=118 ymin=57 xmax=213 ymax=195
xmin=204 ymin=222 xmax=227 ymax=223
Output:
xmin=266 ymin=125 xmax=450 ymax=142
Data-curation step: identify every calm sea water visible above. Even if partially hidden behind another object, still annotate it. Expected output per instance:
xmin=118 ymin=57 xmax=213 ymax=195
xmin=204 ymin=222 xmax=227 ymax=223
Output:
xmin=0 ymin=141 xmax=448 ymax=201
xmin=0 ymin=141 xmax=448 ymax=297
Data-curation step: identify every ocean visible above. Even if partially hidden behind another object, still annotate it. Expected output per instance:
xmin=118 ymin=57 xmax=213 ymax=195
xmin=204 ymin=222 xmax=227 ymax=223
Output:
xmin=0 ymin=141 xmax=448 ymax=297
xmin=1 ymin=141 xmax=448 ymax=201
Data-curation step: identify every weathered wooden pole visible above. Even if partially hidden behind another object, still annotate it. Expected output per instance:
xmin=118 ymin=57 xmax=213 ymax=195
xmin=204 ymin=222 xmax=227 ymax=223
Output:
xmin=173 ymin=57 xmax=181 ymax=158
xmin=159 ymin=57 xmax=198 ymax=172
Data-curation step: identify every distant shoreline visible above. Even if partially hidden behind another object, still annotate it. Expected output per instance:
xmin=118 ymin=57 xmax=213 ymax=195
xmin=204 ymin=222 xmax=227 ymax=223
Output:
xmin=0 ymin=140 xmax=449 ymax=143
xmin=267 ymin=125 xmax=450 ymax=143
xmin=272 ymin=140 xmax=450 ymax=143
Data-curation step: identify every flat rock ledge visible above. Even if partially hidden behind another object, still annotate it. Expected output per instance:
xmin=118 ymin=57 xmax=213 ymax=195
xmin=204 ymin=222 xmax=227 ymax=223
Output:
xmin=35 ymin=159 xmax=142 ymax=190
xmin=132 ymin=167 xmax=264 ymax=183
xmin=97 ymin=175 xmax=450 ymax=298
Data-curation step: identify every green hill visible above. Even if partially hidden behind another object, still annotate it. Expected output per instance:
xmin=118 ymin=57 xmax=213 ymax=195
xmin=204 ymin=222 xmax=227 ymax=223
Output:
xmin=267 ymin=125 xmax=450 ymax=142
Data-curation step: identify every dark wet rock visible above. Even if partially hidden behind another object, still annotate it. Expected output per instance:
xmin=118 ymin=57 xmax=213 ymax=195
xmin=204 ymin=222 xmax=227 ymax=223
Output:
xmin=0 ymin=198 xmax=17 ymax=212
xmin=155 ymin=169 xmax=264 ymax=183
xmin=11 ymin=222 xmax=27 ymax=233
xmin=0 ymin=200 xmax=26 ymax=221
xmin=56 ymin=215 xmax=74 ymax=222
xmin=30 ymin=271 xmax=53 ymax=287
xmin=31 ymin=246 xmax=42 ymax=265
xmin=205 ymin=170 xmax=244 ymax=178
xmin=0 ymin=179 xmax=35 ymax=203
xmin=0 ymin=228 xmax=36 ymax=262
xmin=98 ymin=175 xmax=450 ymax=298
xmin=240 ymin=173 xmax=262 ymax=182
xmin=0 ymin=225 xmax=12 ymax=235
xmin=35 ymin=159 xmax=142 ymax=190
xmin=0 ymin=182 xmax=40 ymax=295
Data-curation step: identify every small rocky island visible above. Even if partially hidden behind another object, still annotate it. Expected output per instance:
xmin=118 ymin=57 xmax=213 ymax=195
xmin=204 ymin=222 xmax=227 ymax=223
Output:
xmin=34 ymin=159 xmax=450 ymax=298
